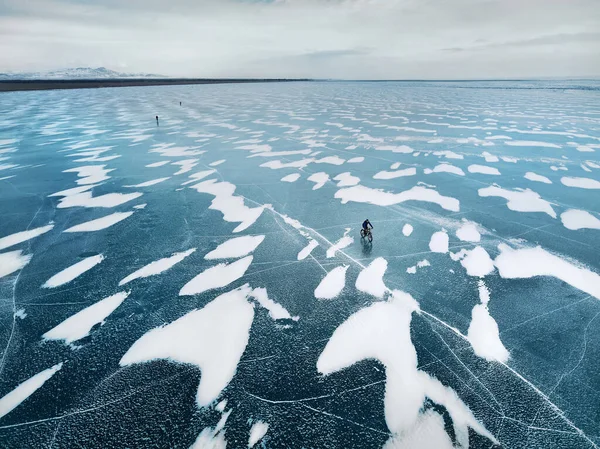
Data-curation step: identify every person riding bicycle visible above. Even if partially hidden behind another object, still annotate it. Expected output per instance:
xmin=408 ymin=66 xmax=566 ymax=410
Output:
xmin=362 ymin=219 xmax=373 ymax=234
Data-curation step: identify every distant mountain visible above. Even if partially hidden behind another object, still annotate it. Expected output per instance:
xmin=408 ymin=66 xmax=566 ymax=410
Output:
xmin=0 ymin=67 xmax=165 ymax=80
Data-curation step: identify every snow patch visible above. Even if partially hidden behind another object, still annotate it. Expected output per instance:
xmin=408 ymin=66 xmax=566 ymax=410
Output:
xmin=524 ymin=172 xmax=552 ymax=184
xmin=179 ymin=256 xmax=253 ymax=296
xmin=402 ymin=224 xmax=413 ymax=237
xmin=121 ymin=285 xmax=255 ymax=406
xmin=124 ymin=177 xmax=169 ymax=188
xmin=248 ymin=421 xmax=269 ymax=448
xmin=42 ymin=254 xmax=104 ymax=288
xmin=467 ymin=280 xmax=509 ymax=363
xmin=355 ymin=257 xmax=388 ymax=298
xmin=298 ymin=240 xmax=319 ymax=260
xmin=561 ymin=176 xmax=600 ymax=189
xmin=317 ymin=292 xmax=497 ymax=447
xmin=468 ymin=165 xmax=501 ymax=176
xmin=373 ymin=168 xmax=417 ymax=179
xmin=333 ymin=172 xmax=360 ymax=187
xmin=460 ymin=247 xmax=495 ymax=277
xmin=456 ymin=221 xmax=481 ymax=242
xmin=429 ymin=231 xmax=449 ymax=253
xmin=190 ymin=179 xmax=265 ymax=233
xmin=478 ymin=186 xmax=556 ymax=218
xmin=326 ymin=229 xmax=353 ymax=258
xmin=43 ymin=292 xmax=128 ymax=344
xmin=119 ymin=249 xmax=196 ymax=285
xmin=495 ymin=244 xmax=600 ymax=300
xmin=308 ymin=172 xmax=329 ymax=190
xmin=0 ymin=363 xmax=63 ymax=419
xmin=281 ymin=173 xmax=300 ymax=183
xmin=0 ymin=250 xmax=32 ymax=278
xmin=315 ymin=266 xmax=348 ymax=299
xmin=335 ymin=185 xmax=459 ymax=212
xmin=560 ymin=209 xmax=600 ymax=231
xmin=64 ymin=211 xmax=133 ymax=232
xmin=0 ymin=224 xmax=54 ymax=251
xmin=205 ymin=236 xmax=265 ymax=260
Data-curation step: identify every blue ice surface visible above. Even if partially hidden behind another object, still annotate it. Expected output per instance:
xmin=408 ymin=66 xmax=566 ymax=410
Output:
xmin=0 ymin=80 xmax=599 ymax=448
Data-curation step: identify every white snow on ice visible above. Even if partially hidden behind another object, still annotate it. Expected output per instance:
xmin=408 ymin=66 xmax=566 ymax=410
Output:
xmin=524 ymin=172 xmax=552 ymax=184
xmin=560 ymin=176 xmax=600 ymax=189
xmin=42 ymin=254 xmax=105 ymax=288
xmin=248 ymin=421 xmax=269 ymax=448
xmin=298 ymin=240 xmax=319 ymax=260
xmin=124 ymin=177 xmax=170 ymax=188
xmin=478 ymin=186 xmax=556 ymax=218
xmin=505 ymin=140 xmax=561 ymax=148
xmin=190 ymin=180 xmax=265 ymax=233
xmin=120 ymin=285 xmax=255 ymax=406
xmin=333 ymin=172 xmax=360 ymax=187
xmin=335 ymin=185 xmax=459 ymax=212
xmin=467 ymin=280 xmax=509 ymax=363
xmin=64 ymin=211 xmax=133 ymax=233
xmin=560 ymin=209 xmax=600 ymax=231
xmin=281 ymin=173 xmax=301 ymax=183
xmin=250 ymin=287 xmax=298 ymax=321
xmin=205 ymin=236 xmax=265 ymax=260
xmin=179 ymin=256 xmax=253 ymax=296
xmin=373 ymin=168 xmax=417 ymax=180
xmin=43 ymin=292 xmax=129 ymax=344
xmin=495 ymin=244 xmax=600 ymax=300
xmin=460 ymin=247 xmax=495 ymax=277
xmin=326 ymin=229 xmax=353 ymax=258
xmin=0 ymin=224 xmax=54 ymax=251
xmin=0 ymin=250 xmax=32 ymax=279
xmin=119 ymin=249 xmax=196 ymax=285
xmin=429 ymin=231 xmax=449 ymax=253
xmin=317 ymin=291 xmax=497 ymax=447
xmin=402 ymin=224 xmax=413 ymax=237
xmin=355 ymin=257 xmax=388 ymax=298
xmin=315 ymin=266 xmax=348 ymax=299
xmin=308 ymin=172 xmax=330 ymax=190
xmin=0 ymin=363 xmax=63 ymax=419
xmin=456 ymin=221 xmax=481 ymax=242
xmin=468 ymin=165 xmax=501 ymax=176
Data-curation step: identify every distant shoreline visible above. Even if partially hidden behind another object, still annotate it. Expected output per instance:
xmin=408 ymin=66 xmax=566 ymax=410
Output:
xmin=0 ymin=78 xmax=312 ymax=92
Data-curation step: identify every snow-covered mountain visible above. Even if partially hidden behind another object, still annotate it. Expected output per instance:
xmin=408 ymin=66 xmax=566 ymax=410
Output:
xmin=0 ymin=67 xmax=164 ymax=80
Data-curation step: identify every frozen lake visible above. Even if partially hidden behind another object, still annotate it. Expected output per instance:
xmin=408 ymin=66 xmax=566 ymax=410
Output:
xmin=0 ymin=80 xmax=599 ymax=448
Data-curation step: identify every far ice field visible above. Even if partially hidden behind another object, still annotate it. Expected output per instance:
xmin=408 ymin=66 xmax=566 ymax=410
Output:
xmin=0 ymin=80 xmax=599 ymax=448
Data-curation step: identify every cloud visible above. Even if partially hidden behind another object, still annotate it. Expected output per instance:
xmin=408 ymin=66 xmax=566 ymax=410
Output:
xmin=0 ymin=0 xmax=599 ymax=78
xmin=445 ymin=32 xmax=600 ymax=52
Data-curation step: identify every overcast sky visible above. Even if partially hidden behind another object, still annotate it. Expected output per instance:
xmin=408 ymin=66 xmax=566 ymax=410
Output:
xmin=1 ymin=0 xmax=599 ymax=79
